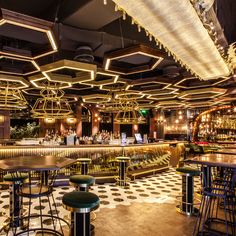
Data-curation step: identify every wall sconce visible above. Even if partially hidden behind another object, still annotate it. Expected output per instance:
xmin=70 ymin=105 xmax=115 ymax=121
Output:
xmin=134 ymin=124 xmax=138 ymax=131
xmin=44 ymin=118 xmax=55 ymax=124
xmin=0 ymin=115 xmax=4 ymax=123
xmin=66 ymin=118 xmax=77 ymax=124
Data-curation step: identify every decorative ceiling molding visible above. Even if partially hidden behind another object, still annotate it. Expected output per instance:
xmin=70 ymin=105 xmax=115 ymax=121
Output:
xmin=112 ymin=0 xmax=230 ymax=80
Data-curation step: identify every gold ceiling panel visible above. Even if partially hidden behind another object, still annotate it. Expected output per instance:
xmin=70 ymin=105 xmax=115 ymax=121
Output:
xmin=0 ymin=8 xmax=57 ymax=59
xmin=104 ymin=44 xmax=164 ymax=75
xmin=40 ymin=59 xmax=97 ymax=84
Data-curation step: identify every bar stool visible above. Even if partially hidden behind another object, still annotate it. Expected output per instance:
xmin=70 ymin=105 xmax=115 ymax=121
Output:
xmin=176 ymin=166 xmax=201 ymax=216
xmin=69 ymin=175 xmax=95 ymax=192
xmin=116 ymin=156 xmax=130 ymax=187
xmin=193 ymin=168 xmax=236 ymax=236
xmin=3 ymin=173 xmax=28 ymax=229
xmin=62 ymin=191 xmax=100 ymax=236
xmin=77 ymin=158 xmax=91 ymax=175
xmin=69 ymin=175 xmax=96 ymax=222
xmin=14 ymin=170 xmax=69 ymax=236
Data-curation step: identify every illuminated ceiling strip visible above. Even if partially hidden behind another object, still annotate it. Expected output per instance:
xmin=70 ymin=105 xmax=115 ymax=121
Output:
xmin=40 ymin=60 xmax=97 ymax=84
xmin=1 ymin=19 xmax=57 ymax=59
xmin=174 ymin=77 xmax=209 ymax=89
xmin=0 ymin=55 xmax=40 ymax=75
xmin=178 ymin=88 xmax=226 ymax=100
xmin=113 ymin=0 xmax=230 ymax=80
xmin=29 ymin=74 xmax=72 ymax=89
xmin=0 ymin=74 xmax=29 ymax=89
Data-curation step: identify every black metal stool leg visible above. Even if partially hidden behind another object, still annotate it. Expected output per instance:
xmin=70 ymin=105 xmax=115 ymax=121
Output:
xmin=74 ymin=212 xmax=91 ymax=236
xmin=81 ymin=163 xmax=88 ymax=175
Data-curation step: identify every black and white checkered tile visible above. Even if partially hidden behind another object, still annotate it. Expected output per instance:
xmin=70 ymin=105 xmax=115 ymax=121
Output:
xmin=0 ymin=168 xmax=201 ymax=235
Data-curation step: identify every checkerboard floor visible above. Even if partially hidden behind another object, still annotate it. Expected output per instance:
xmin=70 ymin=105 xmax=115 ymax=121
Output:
xmin=0 ymin=168 xmax=201 ymax=235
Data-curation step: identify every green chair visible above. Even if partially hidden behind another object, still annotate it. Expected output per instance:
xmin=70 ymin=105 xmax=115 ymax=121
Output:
xmin=176 ymin=166 xmax=200 ymax=216
xmin=63 ymin=191 xmax=100 ymax=236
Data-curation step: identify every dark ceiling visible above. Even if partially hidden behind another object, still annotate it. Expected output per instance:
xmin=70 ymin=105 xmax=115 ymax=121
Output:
xmin=1 ymin=0 xmax=236 ymax=109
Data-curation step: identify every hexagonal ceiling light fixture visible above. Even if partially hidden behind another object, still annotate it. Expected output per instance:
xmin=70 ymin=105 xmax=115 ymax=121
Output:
xmin=103 ymin=44 xmax=164 ymax=75
xmin=178 ymin=87 xmax=227 ymax=100
xmin=80 ymin=69 xmax=119 ymax=88
xmin=155 ymin=100 xmax=185 ymax=109
xmin=174 ymin=76 xmax=231 ymax=89
xmin=128 ymin=78 xmax=172 ymax=96
xmin=0 ymin=55 xmax=40 ymax=76
xmin=0 ymin=73 xmax=29 ymax=89
xmin=40 ymin=59 xmax=97 ymax=84
xmin=29 ymin=73 xmax=72 ymax=90
xmin=0 ymin=8 xmax=57 ymax=60
xmin=99 ymin=79 xmax=128 ymax=92
xmin=82 ymin=94 xmax=111 ymax=104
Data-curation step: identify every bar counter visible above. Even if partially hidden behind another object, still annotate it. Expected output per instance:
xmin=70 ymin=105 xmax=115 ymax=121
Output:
xmin=0 ymin=141 xmax=185 ymax=183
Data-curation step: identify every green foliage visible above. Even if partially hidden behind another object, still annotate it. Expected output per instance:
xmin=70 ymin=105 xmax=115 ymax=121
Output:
xmin=10 ymin=122 xmax=40 ymax=139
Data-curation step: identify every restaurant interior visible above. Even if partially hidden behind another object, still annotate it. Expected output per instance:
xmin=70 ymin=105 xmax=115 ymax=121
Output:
xmin=0 ymin=0 xmax=236 ymax=235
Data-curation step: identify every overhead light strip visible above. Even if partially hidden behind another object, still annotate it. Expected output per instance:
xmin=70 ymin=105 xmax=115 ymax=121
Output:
xmin=112 ymin=0 xmax=230 ymax=80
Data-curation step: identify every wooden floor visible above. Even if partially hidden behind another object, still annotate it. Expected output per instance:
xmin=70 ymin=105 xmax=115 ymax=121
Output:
xmin=94 ymin=202 xmax=196 ymax=236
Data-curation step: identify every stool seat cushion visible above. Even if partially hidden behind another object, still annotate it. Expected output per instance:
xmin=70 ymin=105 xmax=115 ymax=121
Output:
xmin=63 ymin=191 xmax=99 ymax=211
xmin=4 ymin=173 xmax=28 ymax=182
xmin=70 ymin=175 xmax=95 ymax=186
xmin=176 ymin=166 xmax=200 ymax=176
xmin=116 ymin=156 xmax=130 ymax=161
xmin=77 ymin=158 xmax=91 ymax=163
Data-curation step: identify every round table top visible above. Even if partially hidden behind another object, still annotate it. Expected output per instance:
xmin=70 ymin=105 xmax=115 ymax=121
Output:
xmin=0 ymin=155 xmax=78 ymax=171
xmin=186 ymin=153 xmax=236 ymax=168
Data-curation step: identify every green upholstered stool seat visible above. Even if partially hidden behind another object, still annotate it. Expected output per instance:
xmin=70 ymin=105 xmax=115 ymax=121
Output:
xmin=176 ymin=166 xmax=200 ymax=176
xmin=3 ymin=173 xmax=28 ymax=183
xmin=63 ymin=191 xmax=100 ymax=213
xmin=70 ymin=175 xmax=95 ymax=188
